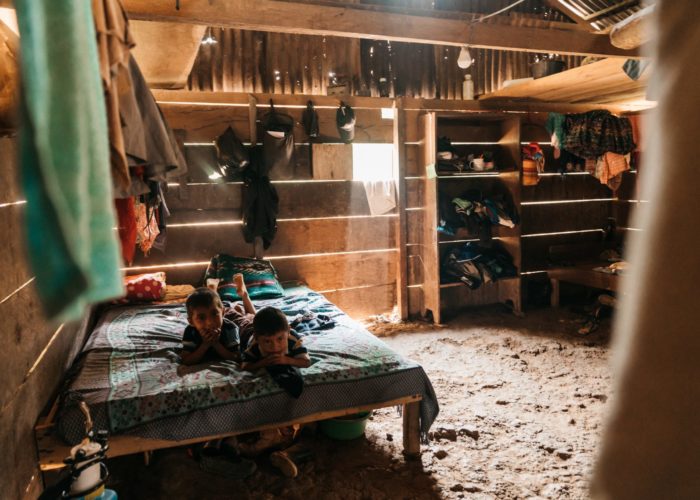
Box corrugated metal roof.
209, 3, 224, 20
554, 0, 643, 30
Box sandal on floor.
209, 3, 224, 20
270, 451, 298, 478
577, 319, 599, 336
199, 453, 257, 479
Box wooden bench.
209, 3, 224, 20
546, 242, 621, 307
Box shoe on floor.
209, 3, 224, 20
270, 451, 298, 478
199, 454, 257, 479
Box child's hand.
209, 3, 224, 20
233, 273, 247, 297
202, 328, 221, 344
265, 353, 290, 366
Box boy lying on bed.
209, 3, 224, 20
181, 274, 311, 391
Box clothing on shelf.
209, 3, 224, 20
545, 112, 566, 155
437, 190, 519, 243
441, 242, 517, 289
15, 0, 125, 321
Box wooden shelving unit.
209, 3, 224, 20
419, 112, 523, 323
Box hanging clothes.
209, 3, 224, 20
115, 197, 137, 265
14, 0, 124, 321
92, 0, 134, 192
363, 180, 397, 216
115, 54, 187, 196
242, 150, 279, 249
563, 110, 636, 159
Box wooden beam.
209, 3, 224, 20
130, 21, 206, 89
610, 5, 654, 50
122, 0, 639, 58
394, 101, 408, 320
152, 89, 638, 114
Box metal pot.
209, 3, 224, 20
531, 60, 566, 79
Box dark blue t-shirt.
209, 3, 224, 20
182, 318, 240, 354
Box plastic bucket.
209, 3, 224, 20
319, 412, 371, 440
522, 159, 540, 186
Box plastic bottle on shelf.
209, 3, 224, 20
462, 74, 474, 100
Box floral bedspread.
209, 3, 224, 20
71, 290, 427, 434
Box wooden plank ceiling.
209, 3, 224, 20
480, 57, 654, 110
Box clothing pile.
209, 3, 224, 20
546, 110, 637, 190
441, 242, 518, 289
438, 189, 519, 242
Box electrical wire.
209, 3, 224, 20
473, 0, 527, 23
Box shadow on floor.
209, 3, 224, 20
106, 431, 441, 500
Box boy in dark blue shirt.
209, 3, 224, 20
181, 287, 240, 365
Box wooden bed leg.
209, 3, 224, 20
550, 278, 560, 308
402, 401, 421, 459
143, 450, 153, 466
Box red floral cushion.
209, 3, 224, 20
123, 272, 166, 302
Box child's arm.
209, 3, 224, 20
241, 356, 277, 372
181, 341, 212, 365
210, 341, 241, 362
264, 353, 311, 368
234, 273, 256, 315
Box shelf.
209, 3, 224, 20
440, 276, 520, 289
436, 170, 518, 178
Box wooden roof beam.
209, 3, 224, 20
122, 0, 640, 59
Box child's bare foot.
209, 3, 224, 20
233, 273, 247, 297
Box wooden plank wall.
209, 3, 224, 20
0, 138, 86, 498
130, 102, 398, 317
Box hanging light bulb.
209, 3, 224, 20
201, 27, 217, 45
457, 45, 473, 69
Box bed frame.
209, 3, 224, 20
35, 395, 423, 472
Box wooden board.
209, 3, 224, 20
0, 203, 32, 296
135, 215, 397, 264
521, 200, 612, 235
521, 230, 604, 272
161, 104, 392, 144
521, 174, 613, 202
312, 143, 354, 180
167, 181, 382, 217
480, 58, 653, 110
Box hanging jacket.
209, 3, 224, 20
242, 151, 279, 249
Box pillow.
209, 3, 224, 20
123, 272, 166, 302
205, 254, 284, 301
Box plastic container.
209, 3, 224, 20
462, 74, 474, 100
531, 60, 566, 79
319, 412, 371, 440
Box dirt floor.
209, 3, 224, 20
105, 305, 613, 499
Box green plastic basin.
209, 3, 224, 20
319, 412, 371, 440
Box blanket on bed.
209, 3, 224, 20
62, 290, 438, 440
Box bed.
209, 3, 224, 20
36, 285, 438, 470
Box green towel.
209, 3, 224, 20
15, 1, 123, 321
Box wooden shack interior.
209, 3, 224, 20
4, 1, 688, 498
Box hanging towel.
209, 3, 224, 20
15, 0, 124, 321
363, 180, 397, 216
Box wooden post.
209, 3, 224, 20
550, 278, 560, 308
394, 99, 409, 319
402, 401, 421, 459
